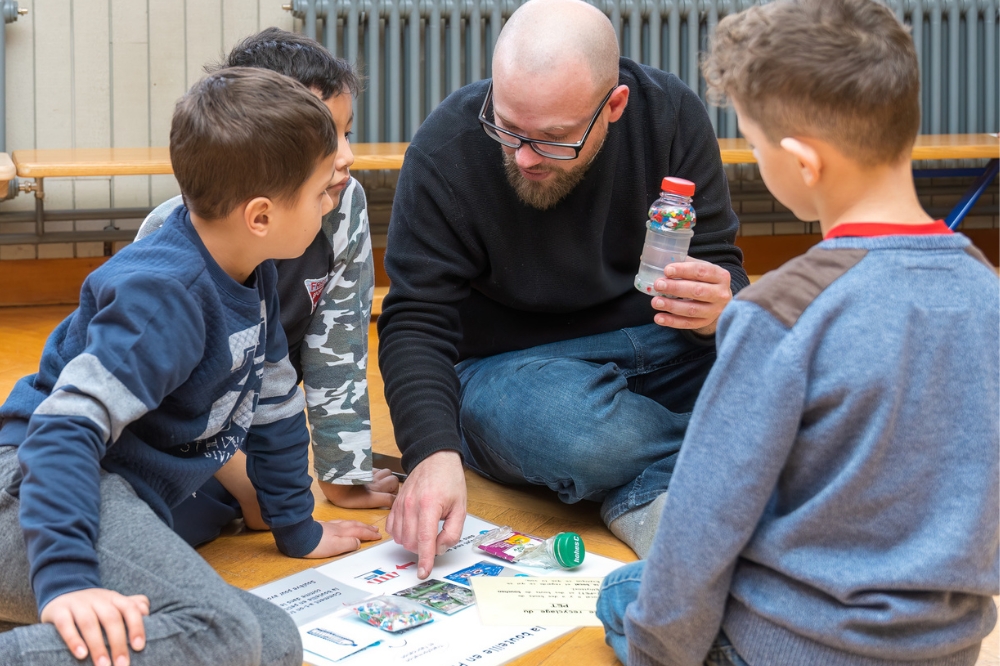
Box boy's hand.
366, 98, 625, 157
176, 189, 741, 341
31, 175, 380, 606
319, 468, 400, 509
213, 450, 268, 531
40, 588, 149, 666
650, 258, 733, 335
303, 520, 383, 558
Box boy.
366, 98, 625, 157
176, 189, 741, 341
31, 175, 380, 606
136, 29, 397, 545
0, 68, 380, 666
596, 1, 999, 664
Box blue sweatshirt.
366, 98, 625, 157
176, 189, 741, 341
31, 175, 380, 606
625, 223, 999, 666
0, 206, 323, 612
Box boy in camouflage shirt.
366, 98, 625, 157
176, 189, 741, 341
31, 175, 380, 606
136, 28, 397, 545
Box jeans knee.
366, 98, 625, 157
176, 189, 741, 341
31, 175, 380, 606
602, 560, 646, 591
597, 561, 646, 635
461, 356, 626, 430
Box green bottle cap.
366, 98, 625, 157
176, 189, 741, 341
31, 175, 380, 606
551, 532, 585, 569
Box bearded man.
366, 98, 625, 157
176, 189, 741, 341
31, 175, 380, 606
378, 0, 747, 575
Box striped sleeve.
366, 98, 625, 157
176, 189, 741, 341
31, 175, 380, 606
19, 275, 206, 612
245, 278, 321, 558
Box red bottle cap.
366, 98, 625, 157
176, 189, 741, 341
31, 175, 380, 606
660, 177, 696, 197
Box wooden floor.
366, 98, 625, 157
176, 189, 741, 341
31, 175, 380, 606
0, 305, 996, 666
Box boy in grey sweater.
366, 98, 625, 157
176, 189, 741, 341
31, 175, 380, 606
595, 1, 999, 664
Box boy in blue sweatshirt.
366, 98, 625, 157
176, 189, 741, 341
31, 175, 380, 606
596, 1, 999, 664
0, 68, 380, 666
136, 31, 399, 550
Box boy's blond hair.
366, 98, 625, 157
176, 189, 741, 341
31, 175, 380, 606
702, 0, 920, 167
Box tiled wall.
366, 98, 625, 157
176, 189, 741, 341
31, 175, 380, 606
0, 0, 298, 261
0, 0, 994, 260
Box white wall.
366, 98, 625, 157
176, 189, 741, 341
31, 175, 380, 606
0, 0, 299, 260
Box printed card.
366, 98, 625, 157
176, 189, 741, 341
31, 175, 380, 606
444, 560, 531, 587
393, 579, 476, 615
471, 577, 605, 627
250, 569, 367, 626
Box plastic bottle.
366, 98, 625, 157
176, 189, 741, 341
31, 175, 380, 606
634, 177, 697, 298
471, 526, 585, 570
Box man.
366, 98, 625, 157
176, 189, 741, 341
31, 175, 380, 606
379, 0, 747, 576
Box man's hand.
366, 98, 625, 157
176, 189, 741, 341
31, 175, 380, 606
41, 588, 149, 666
304, 520, 383, 558
650, 258, 733, 335
319, 468, 400, 509
385, 450, 467, 579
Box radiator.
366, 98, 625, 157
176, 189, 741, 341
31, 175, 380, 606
287, 0, 998, 143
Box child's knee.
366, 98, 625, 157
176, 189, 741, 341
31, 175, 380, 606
166, 594, 265, 665
235, 588, 303, 666
597, 561, 647, 632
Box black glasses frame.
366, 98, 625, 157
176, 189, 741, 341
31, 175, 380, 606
478, 81, 616, 160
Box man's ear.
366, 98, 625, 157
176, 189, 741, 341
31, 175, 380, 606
607, 85, 630, 123
779, 137, 822, 188
243, 197, 273, 239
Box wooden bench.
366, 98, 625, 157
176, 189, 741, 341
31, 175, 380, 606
372, 134, 1000, 317
12, 135, 996, 177
2, 144, 411, 253
0, 153, 14, 190
10, 143, 410, 177
5, 135, 997, 313
721, 133, 999, 275
718, 133, 1000, 163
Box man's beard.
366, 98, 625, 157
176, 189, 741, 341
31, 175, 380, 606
502, 135, 606, 210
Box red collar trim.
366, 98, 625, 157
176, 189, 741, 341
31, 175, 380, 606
824, 220, 952, 240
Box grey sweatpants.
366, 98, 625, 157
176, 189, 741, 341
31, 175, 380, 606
0, 447, 302, 666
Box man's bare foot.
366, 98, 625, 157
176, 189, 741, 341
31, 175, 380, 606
319, 468, 400, 509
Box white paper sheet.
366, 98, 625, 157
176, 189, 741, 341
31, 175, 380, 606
253, 515, 623, 666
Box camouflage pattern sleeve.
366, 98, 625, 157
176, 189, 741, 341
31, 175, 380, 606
300, 178, 375, 485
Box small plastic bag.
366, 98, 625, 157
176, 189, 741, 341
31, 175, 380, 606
471, 526, 545, 563
353, 595, 434, 632
472, 526, 585, 569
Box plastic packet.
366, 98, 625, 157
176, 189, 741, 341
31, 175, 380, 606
471, 526, 585, 569
471, 526, 545, 563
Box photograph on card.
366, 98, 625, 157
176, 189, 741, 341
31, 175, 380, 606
393, 579, 476, 615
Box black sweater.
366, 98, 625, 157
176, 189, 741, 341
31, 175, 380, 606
379, 58, 747, 471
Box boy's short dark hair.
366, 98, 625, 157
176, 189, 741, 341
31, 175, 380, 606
210, 27, 361, 99
170, 67, 337, 220
702, 0, 920, 167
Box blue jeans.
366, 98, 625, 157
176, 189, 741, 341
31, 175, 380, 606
456, 323, 715, 524
597, 561, 749, 666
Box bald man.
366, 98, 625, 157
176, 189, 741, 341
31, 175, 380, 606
378, 0, 748, 574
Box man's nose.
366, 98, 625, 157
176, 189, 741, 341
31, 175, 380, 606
515, 143, 544, 170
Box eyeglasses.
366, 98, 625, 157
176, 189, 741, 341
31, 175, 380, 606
478, 81, 616, 160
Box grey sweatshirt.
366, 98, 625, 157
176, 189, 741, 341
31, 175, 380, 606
626, 225, 999, 666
